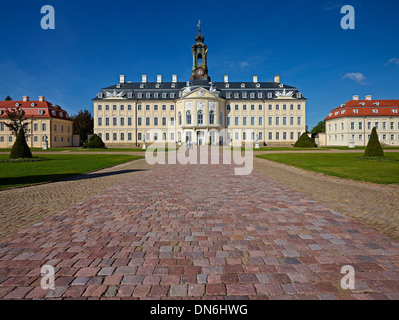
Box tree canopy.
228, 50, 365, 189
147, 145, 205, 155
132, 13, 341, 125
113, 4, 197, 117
72, 109, 94, 146
311, 121, 326, 134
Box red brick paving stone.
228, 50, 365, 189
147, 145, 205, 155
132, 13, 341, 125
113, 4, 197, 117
4, 287, 33, 299
1, 152, 399, 300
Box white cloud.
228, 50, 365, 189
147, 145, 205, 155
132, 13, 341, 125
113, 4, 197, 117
239, 61, 250, 69
385, 58, 399, 67
343, 73, 367, 85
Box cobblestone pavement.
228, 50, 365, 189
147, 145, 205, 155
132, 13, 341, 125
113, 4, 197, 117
1, 151, 399, 300
253, 157, 399, 240
0, 158, 150, 239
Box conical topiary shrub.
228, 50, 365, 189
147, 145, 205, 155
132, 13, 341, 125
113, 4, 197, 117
83, 134, 106, 149
364, 127, 384, 158
294, 132, 317, 148
10, 127, 33, 159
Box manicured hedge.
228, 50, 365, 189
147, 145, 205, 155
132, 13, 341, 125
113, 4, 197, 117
83, 134, 106, 149
10, 128, 32, 159
294, 132, 317, 148
364, 127, 384, 158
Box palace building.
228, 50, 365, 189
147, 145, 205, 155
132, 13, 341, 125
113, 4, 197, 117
92, 26, 307, 147
322, 95, 399, 147
0, 96, 74, 148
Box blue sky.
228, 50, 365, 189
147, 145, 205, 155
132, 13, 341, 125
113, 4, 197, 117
0, 0, 398, 129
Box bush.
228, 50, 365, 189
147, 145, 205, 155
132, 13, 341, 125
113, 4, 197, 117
83, 134, 106, 149
294, 132, 317, 148
364, 127, 384, 158
10, 127, 33, 159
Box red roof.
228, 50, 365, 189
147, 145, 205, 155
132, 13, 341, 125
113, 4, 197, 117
0, 100, 72, 121
325, 99, 399, 121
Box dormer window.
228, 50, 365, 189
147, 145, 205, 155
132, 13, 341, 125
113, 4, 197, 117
341, 110, 346, 115
138, 93, 143, 98
241, 83, 245, 88
59, 112, 63, 117
162, 93, 167, 98
360, 102, 365, 106
335, 112, 339, 116
38, 110, 44, 115
279, 84, 284, 88
329, 113, 333, 117
52, 110, 56, 116
296, 93, 302, 98
116, 84, 120, 88
98, 93, 103, 98
171, 83, 176, 88
256, 83, 260, 88
225, 84, 229, 88
234, 93, 239, 98
373, 109, 378, 114
15, 103, 21, 107
250, 92, 255, 98
31, 103, 36, 107
154, 93, 159, 99
226, 93, 231, 98
353, 109, 358, 114
267, 92, 272, 98
140, 84, 144, 88
374, 102, 380, 106
146, 93, 151, 98
127, 92, 133, 98
156, 84, 160, 88
170, 93, 175, 98
393, 109, 398, 114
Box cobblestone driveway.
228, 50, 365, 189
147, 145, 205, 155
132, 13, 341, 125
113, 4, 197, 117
1, 154, 399, 300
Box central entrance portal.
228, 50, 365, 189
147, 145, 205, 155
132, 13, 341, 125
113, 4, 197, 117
196, 131, 205, 146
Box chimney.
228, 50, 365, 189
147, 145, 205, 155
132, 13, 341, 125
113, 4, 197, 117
274, 75, 280, 83
253, 75, 258, 83
172, 74, 178, 83
365, 95, 372, 101
23, 96, 29, 102
119, 75, 126, 84
157, 75, 163, 83
352, 95, 359, 101
224, 75, 229, 83
142, 75, 147, 83
39, 96, 45, 102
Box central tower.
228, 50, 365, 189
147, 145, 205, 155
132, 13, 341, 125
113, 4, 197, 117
190, 21, 211, 83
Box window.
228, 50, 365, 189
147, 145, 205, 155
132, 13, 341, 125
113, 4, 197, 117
251, 117, 255, 126
120, 105, 124, 111
359, 135, 363, 141
297, 117, 302, 126
351, 122, 355, 130
154, 117, 158, 126
235, 105, 239, 111
276, 105, 280, 111
146, 105, 150, 111
258, 93, 263, 99
162, 132, 167, 141
105, 117, 110, 126
382, 122, 387, 130
128, 105, 132, 111
251, 105, 255, 111
162, 117, 167, 126
120, 133, 125, 141
113, 117, 117, 126
120, 117, 125, 126
98, 105, 102, 111
259, 132, 263, 140
235, 117, 239, 126
171, 105, 175, 111
186, 111, 192, 125
54, 124, 57, 132
106, 133, 110, 141
290, 117, 294, 126
243, 117, 247, 126
34, 123, 38, 131
137, 117, 142, 126
259, 117, 263, 126
391, 134, 395, 141
283, 117, 287, 126
268, 132, 272, 140
391, 122, 394, 130
105, 105, 110, 111
276, 132, 280, 140
243, 105, 247, 111
276, 117, 280, 126
383, 134, 387, 140
154, 133, 158, 141
154, 105, 158, 111
113, 105, 117, 111
8, 136, 13, 143
98, 117, 102, 126
283, 104, 287, 110
113, 133, 117, 141
259, 105, 263, 111
128, 117, 132, 126
367, 122, 372, 130
138, 133, 142, 141
290, 132, 294, 140
209, 110, 215, 125
0, 123, 4, 131
243, 132, 247, 141
33, 136, 38, 142
359, 122, 363, 130
235, 132, 239, 141
162, 105, 166, 111
128, 133, 132, 141
178, 112, 182, 125
297, 104, 302, 110
268, 117, 273, 126
268, 105, 272, 111
197, 111, 203, 126
341, 123, 344, 130
146, 117, 150, 126
138, 105, 142, 111
283, 132, 287, 140
226, 116, 231, 126
290, 104, 294, 111
171, 132, 175, 141
375, 122, 379, 129
226, 105, 231, 111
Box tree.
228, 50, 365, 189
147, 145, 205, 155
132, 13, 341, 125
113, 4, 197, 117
364, 127, 384, 158
294, 132, 317, 148
5, 96, 12, 101
311, 121, 326, 134
72, 109, 94, 146
0, 107, 28, 136
83, 134, 106, 149
10, 126, 32, 159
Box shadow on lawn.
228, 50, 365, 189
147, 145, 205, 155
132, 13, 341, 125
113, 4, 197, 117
0, 169, 148, 189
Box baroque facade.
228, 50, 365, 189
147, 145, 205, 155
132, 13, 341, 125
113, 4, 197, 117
323, 95, 399, 147
0, 96, 73, 148
93, 27, 307, 147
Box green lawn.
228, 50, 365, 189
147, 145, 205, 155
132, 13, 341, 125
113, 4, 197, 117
0, 154, 144, 190
257, 152, 399, 185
